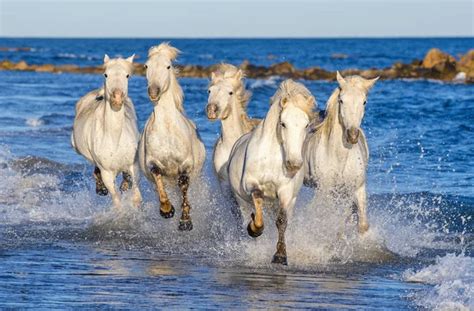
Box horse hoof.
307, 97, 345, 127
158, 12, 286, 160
159, 204, 175, 219
272, 253, 288, 265
247, 222, 264, 238
178, 219, 193, 231
96, 187, 108, 196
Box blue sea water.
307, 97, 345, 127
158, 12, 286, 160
0, 38, 473, 309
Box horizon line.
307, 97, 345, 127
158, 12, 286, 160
1, 35, 473, 40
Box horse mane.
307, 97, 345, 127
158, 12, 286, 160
210, 63, 256, 130
271, 79, 316, 119
148, 42, 180, 60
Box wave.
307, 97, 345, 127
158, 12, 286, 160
403, 253, 473, 310
249, 76, 279, 90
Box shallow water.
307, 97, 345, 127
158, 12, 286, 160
0, 38, 473, 309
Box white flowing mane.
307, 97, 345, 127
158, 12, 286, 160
147, 42, 184, 113
271, 79, 316, 118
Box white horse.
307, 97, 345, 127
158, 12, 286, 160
71, 54, 142, 209
304, 71, 378, 234
206, 63, 259, 183
227, 79, 317, 265
139, 43, 205, 231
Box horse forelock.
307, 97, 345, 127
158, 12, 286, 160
148, 42, 180, 60
273, 80, 316, 119
103, 58, 133, 72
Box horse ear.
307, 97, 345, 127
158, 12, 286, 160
234, 69, 244, 80
336, 71, 346, 87
280, 97, 289, 108
103, 54, 110, 64
211, 72, 217, 81
126, 54, 135, 63
363, 76, 379, 90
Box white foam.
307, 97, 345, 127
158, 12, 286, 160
403, 253, 474, 310
26, 117, 44, 127
249, 76, 279, 90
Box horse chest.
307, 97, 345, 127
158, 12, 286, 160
314, 147, 365, 187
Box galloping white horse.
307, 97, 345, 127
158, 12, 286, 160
72, 54, 142, 209
227, 80, 316, 265
139, 43, 205, 231
206, 64, 259, 183
304, 71, 378, 234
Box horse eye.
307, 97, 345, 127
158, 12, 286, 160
144, 64, 148, 69
338, 99, 343, 104
126, 74, 130, 78
281, 122, 286, 128
208, 90, 211, 94
363, 101, 367, 105
229, 91, 233, 95
104, 73, 108, 78
305, 123, 309, 129
167, 65, 171, 70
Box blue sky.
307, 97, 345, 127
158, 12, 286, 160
0, 0, 472, 37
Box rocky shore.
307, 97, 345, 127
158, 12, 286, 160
1, 48, 473, 83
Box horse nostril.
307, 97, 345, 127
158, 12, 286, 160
347, 128, 360, 144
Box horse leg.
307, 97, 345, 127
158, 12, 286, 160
177, 173, 192, 231
355, 184, 369, 234
120, 172, 132, 192
151, 166, 175, 218
272, 207, 288, 265
93, 167, 108, 196
100, 170, 121, 209
129, 164, 142, 208
247, 189, 264, 238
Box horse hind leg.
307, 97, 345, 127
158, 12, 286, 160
177, 173, 193, 231
94, 167, 108, 196
247, 189, 264, 238
119, 172, 132, 193
151, 166, 175, 219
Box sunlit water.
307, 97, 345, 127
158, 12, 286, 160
0, 38, 473, 309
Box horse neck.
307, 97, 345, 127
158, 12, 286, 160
101, 94, 125, 143
153, 74, 184, 119
259, 102, 281, 144
319, 90, 348, 156
221, 99, 247, 144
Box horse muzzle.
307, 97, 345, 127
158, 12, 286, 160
110, 89, 124, 111
206, 103, 218, 120
347, 128, 360, 144
285, 160, 302, 177
148, 86, 161, 102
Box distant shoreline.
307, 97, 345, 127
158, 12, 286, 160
1, 48, 472, 83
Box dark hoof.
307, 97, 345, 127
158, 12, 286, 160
247, 222, 264, 238
159, 203, 175, 219
96, 187, 108, 196
272, 253, 288, 265
178, 219, 193, 231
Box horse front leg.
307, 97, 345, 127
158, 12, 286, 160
177, 173, 193, 231
128, 164, 142, 208
272, 207, 288, 265
100, 169, 121, 209
151, 166, 175, 218
355, 183, 369, 234
247, 189, 264, 237
93, 167, 108, 196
